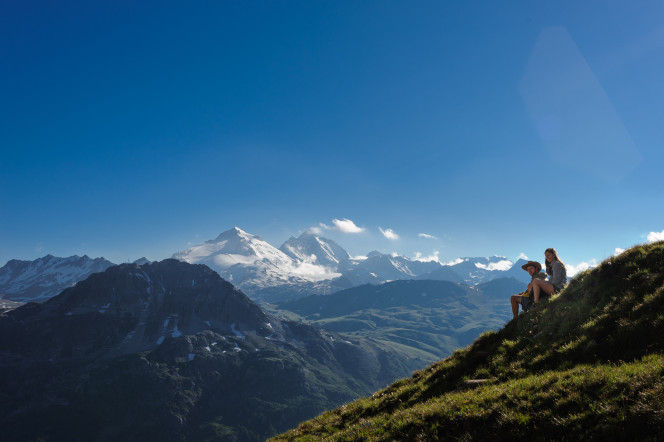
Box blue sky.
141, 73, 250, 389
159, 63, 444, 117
2, 1, 663, 274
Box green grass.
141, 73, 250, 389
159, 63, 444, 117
272, 241, 664, 441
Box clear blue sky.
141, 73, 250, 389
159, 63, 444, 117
2, 1, 663, 274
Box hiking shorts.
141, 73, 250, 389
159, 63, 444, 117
520, 295, 534, 310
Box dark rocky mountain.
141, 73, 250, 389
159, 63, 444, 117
0, 254, 115, 302
0, 260, 420, 441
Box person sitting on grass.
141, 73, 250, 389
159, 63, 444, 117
531, 247, 567, 304
511, 260, 547, 318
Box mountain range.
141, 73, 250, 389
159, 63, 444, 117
171, 227, 531, 302
0, 259, 421, 441
0, 254, 115, 302
1, 227, 533, 304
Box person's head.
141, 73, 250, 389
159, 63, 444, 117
544, 248, 565, 271
521, 260, 542, 275
544, 248, 559, 263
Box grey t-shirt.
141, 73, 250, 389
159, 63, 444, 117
548, 261, 567, 290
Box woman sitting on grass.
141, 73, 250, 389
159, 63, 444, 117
531, 248, 567, 304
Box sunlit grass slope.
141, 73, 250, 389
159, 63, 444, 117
272, 241, 664, 441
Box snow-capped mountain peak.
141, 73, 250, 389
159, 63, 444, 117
0, 255, 115, 301
172, 228, 341, 295
279, 232, 349, 267
174, 227, 293, 269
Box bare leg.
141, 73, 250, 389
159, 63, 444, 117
532, 279, 554, 303
532, 281, 540, 302
510, 295, 521, 318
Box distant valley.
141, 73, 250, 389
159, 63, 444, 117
271, 278, 522, 362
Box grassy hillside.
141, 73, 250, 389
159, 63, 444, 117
272, 241, 664, 441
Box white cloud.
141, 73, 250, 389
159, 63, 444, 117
320, 218, 365, 234
380, 227, 400, 240
291, 260, 341, 280
306, 226, 323, 235
413, 251, 440, 262
647, 229, 664, 243
567, 259, 598, 277
418, 233, 438, 240
443, 258, 465, 266
475, 260, 513, 271
518, 252, 528, 260
614, 248, 626, 256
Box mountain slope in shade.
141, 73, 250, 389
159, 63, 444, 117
415, 264, 465, 283
0, 259, 420, 441
1, 259, 269, 360
0, 254, 115, 302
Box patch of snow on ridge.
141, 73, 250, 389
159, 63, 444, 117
213, 253, 258, 267
172, 326, 182, 338
231, 323, 246, 340
316, 238, 339, 263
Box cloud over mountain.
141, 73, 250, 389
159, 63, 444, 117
380, 227, 399, 240
320, 218, 365, 234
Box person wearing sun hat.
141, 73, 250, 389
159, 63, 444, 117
510, 260, 547, 318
